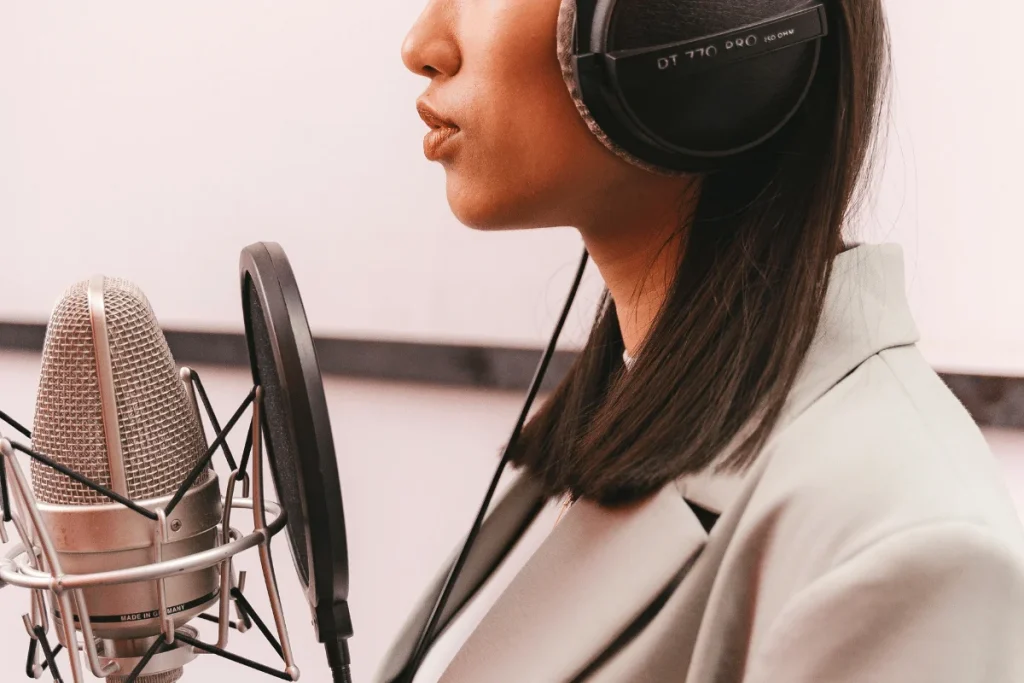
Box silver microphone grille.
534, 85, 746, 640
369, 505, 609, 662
31, 277, 209, 505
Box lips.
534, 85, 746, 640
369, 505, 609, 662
417, 100, 461, 161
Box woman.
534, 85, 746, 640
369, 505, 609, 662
380, 0, 1024, 681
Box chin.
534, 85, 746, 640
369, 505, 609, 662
450, 205, 520, 231
447, 186, 517, 231
445, 176, 555, 232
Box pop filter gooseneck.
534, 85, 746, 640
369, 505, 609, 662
240, 242, 353, 683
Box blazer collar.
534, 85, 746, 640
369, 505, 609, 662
379, 243, 920, 682
783, 242, 919, 423
678, 242, 920, 515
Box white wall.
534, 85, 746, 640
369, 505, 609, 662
862, 1, 1024, 376
2, 1, 1024, 675
1, 1, 1023, 370
0, 1, 604, 350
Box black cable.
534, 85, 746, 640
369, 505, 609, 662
123, 636, 167, 683
2, 376, 253, 523
230, 587, 283, 659
174, 632, 291, 680
121, 629, 292, 682
32, 626, 64, 682
197, 612, 240, 630
235, 416, 254, 482
46, 643, 64, 669
0, 410, 29, 521
401, 248, 589, 679
24, 636, 37, 678
191, 371, 238, 471
10, 441, 158, 521
0, 408, 31, 439
166, 386, 255, 516
23, 638, 59, 678
0, 451, 11, 522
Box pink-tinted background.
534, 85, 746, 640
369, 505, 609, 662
0, 0, 1021, 680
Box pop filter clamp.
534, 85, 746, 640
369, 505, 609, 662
0, 371, 302, 683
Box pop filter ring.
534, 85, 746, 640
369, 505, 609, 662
239, 242, 353, 681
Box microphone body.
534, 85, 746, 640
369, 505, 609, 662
36, 475, 222, 639
29, 276, 220, 682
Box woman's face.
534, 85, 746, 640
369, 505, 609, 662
402, 0, 679, 231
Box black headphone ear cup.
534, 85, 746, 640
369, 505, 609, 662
564, 0, 826, 173
617, 41, 820, 156
556, 0, 682, 175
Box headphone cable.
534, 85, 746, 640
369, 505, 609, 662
400, 247, 590, 681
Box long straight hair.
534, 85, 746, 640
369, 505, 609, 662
511, 1, 891, 506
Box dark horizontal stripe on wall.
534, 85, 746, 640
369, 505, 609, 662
0, 322, 577, 394
2, 321, 1022, 429
940, 374, 1024, 432
0, 323, 47, 352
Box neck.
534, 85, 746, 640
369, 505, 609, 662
577, 178, 699, 356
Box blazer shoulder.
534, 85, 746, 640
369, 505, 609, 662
745, 519, 1024, 683
753, 344, 1024, 562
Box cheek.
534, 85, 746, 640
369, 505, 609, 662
446, 115, 603, 230
445, 16, 620, 228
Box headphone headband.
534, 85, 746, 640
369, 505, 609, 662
582, 5, 828, 83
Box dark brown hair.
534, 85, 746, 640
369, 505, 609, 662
511, 1, 891, 506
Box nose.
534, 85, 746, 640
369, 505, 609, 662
401, 0, 461, 79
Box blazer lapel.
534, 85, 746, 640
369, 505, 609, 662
376, 473, 549, 683
438, 483, 709, 683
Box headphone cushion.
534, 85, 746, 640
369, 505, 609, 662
556, 0, 685, 176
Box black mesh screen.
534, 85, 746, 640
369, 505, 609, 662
247, 285, 311, 586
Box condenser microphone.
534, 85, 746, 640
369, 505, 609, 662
29, 276, 221, 683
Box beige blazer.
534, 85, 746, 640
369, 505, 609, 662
377, 244, 1024, 682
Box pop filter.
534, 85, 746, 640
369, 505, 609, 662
240, 242, 353, 682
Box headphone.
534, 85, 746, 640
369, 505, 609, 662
558, 0, 830, 173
